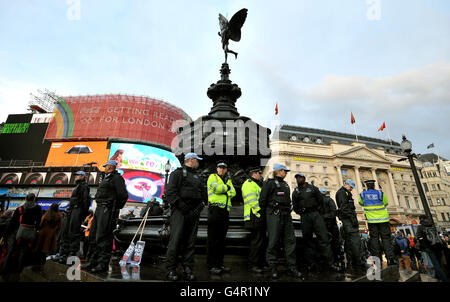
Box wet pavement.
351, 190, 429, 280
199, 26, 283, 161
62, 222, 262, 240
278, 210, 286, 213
95, 253, 359, 282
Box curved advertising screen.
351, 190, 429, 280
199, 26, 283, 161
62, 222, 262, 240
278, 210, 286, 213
109, 143, 181, 203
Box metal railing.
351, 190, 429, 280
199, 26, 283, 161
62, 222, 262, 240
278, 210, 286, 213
0, 160, 44, 167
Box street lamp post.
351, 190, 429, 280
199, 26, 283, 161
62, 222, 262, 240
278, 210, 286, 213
163, 160, 171, 209
399, 134, 435, 226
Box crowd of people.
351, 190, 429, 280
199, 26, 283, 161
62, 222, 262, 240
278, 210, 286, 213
1, 154, 449, 283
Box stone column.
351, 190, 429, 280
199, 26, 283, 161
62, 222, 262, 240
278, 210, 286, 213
354, 166, 363, 195
336, 165, 343, 187
387, 170, 400, 207
371, 168, 380, 190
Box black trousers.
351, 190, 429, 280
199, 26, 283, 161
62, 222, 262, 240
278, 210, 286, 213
324, 217, 344, 264
165, 208, 200, 271
367, 222, 395, 262
87, 205, 116, 267
244, 211, 266, 268
266, 211, 296, 269
207, 206, 229, 269
67, 208, 84, 255
341, 218, 363, 266
301, 211, 333, 267
59, 215, 70, 256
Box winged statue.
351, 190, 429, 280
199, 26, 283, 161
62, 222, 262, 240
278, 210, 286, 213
218, 8, 248, 63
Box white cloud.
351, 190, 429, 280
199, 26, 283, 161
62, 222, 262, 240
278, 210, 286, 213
0, 78, 39, 122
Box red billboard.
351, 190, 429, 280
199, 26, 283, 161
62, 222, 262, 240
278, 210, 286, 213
44, 95, 191, 148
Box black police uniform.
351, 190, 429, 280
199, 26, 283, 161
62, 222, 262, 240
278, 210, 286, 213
85, 170, 128, 272
292, 183, 333, 269
320, 194, 344, 266
260, 177, 297, 274
165, 166, 206, 278
335, 186, 364, 267
59, 179, 90, 260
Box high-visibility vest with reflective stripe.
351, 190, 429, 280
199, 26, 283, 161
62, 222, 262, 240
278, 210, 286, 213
207, 173, 236, 211
358, 189, 389, 223
242, 179, 261, 221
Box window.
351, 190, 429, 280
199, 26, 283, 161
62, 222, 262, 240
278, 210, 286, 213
447, 213, 450, 221
429, 199, 433, 206
432, 184, 436, 191
437, 199, 441, 205
341, 169, 347, 176
437, 184, 441, 190
442, 198, 446, 206
424, 183, 429, 192
433, 172, 437, 177
405, 196, 410, 209
415, 197, 420, 209
441, 213, 446, 221
324, 180, 329, 187
296, 164, 300, 171
323, 166, 327, 173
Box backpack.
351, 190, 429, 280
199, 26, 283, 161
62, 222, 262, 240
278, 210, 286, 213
424, 226, 441, 246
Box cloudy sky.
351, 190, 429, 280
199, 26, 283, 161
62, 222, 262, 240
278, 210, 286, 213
1, 0, 449, 158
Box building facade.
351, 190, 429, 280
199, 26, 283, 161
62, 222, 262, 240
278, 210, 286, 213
419, 155, 450, 232
263, 125, 438, 231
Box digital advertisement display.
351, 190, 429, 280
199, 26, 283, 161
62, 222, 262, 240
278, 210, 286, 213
45, 141, 109, 168
121, 169, 165, 203
109, 143, 181, 203
109, 143, 181, 175
44, 95, 191, 148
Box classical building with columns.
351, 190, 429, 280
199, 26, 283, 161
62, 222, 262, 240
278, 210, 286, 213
263, 125, 438, 231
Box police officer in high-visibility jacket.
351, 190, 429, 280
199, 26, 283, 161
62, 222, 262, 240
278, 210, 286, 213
207, 161, 236, 275
358, 180, 397, 265
242, 167, 265, 273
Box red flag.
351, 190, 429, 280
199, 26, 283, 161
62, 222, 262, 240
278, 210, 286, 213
351, 112, 355, 124
378, 122, 386, 131
275, 103, 278, 115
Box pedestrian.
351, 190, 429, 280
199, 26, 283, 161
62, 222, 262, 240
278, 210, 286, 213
58, 171, 91, 264
292, 174, 334, 273
33, 203, 63, 264
81, 210, 94, 258
5, 193, 42, 275
260, 164, 302, 279
207, 160, 236, 275
164, 153, 206, 281
121, 208, 135, 220
358, 180, 397, 266
242, 166, 266, 273
336, 179, 366, 271
394, 232, 412, 270
407, 234, 420, 270
319, 189, 345, 270
0, 210, 13, 270
141, 197, 164, 217
416, 215, 448, 282
81, 160, 128, 273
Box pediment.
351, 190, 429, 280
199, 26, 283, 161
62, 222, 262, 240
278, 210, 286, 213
335, 146, 391, 163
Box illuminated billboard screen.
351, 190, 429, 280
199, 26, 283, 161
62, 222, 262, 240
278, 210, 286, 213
109, 143, 181, 203
44, 95, 191, 148
45, 141, 109, 168
109, 143, 181, 175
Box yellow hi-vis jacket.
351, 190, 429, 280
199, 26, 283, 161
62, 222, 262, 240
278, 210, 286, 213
358, 189, 390, 223
207, 173, 236, 211
242, 178, 261, 221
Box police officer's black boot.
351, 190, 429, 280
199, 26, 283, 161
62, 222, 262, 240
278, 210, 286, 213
271, 267, 279, 279
183, 267, 196, 281
167, 270, 179, 281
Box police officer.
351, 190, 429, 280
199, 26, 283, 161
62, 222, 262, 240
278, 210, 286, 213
260, 164, 302, 279
335, 179, 366, 270
58, 170, 90, 263
292, 173, 334, 272
207, 161, 236, 275
242, 166, 265, 273
165, 153, 206, 281
319, 188, 345, 270
81, 160, 128, 273
358, 180, 397, 265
